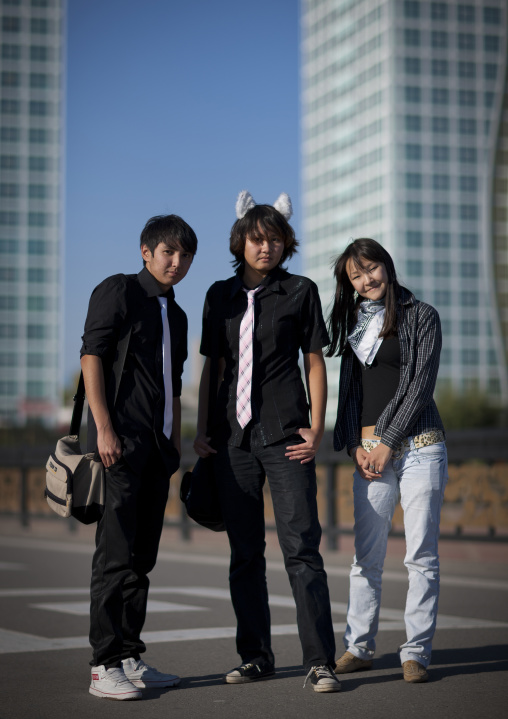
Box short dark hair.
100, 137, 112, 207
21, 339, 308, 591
229, 204, 298, 269
140, 214, 198, 257
326, 238, 402, 358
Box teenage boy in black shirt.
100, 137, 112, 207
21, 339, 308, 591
194, 192, 340, 693
81, 214, 196, 700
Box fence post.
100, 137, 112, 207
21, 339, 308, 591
325, 462, 338, 551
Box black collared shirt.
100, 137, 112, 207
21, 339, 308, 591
200, 267, 330, 447
80, 267, 187, 473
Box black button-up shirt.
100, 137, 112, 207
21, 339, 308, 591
80, 267, 187, 474
200, 267, 329, 447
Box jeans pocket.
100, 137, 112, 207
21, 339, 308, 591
414, 441, 446, 459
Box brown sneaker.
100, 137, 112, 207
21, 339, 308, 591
403, 660, 429, 683
335, 651, 373, 674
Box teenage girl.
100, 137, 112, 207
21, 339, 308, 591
327, 238, 447, 684
194, 191, 340, 693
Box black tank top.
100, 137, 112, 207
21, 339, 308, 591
360, 335, 401, 427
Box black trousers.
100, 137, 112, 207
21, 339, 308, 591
214, 432, 336, 671
89, 450, 176, 668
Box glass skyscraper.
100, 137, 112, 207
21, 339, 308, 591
301, 0, 508, 425
0, 0, 64, 426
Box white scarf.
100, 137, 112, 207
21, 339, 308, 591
348, 299, 385, 367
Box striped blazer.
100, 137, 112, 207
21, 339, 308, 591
333, 288, 445, 453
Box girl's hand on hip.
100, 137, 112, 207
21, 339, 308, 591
285, 427, 322, 464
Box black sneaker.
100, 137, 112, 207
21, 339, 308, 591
225, 661, 275, 684
303, 665, 341, 693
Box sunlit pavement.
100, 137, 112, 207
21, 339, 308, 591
1, 518, 507, 719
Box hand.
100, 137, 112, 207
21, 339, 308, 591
97, 424, 122, 468
285, 427, 322, 464
193, 432, 217, 459
360, 443, 393, 479
352, 447, 379, 481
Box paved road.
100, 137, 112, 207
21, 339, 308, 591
0, 526, 507, 719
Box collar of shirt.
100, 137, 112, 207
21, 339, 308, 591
228, 265, 285, 300
138, 266, 176, 301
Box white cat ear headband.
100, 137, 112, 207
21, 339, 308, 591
235, 190, 293, 221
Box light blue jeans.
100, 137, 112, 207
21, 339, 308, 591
344, 440, 448, 667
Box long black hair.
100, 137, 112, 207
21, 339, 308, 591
326, 238, 403, 357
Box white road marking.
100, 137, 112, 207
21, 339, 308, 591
30, 599, 207, 615
1, 535, 507, 591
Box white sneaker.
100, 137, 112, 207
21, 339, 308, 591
89, 665, 142, 700
122, 657, 180, 688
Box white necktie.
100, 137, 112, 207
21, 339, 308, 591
157, 297, 173, 439
236, 286, 262, 429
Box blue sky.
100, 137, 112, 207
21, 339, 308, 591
65, 0, 302, 384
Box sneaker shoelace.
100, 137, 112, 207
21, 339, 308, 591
302, 665, 334, 688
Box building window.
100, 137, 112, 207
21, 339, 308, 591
0, 183, 19, 198
457, 5, 475, 23
404, 1, 420, 18
432, 88, 449, 105
461, 319, 478, 336
27, 296, 47, 310
1, 44, 21, 60
27, 353, 44, 367
407, 260, 422, 276
433, 232, 450, 247
0, 296, 18, 310
405, 143, 421, 160
0, 211, 19, 227
26, 381, 47, 398
461, 349, 479, 365
460, 205, 478, 220
461, 262, 478, 278
459, 118, 476, 134
405, 29, 420, 46
29, 156, 52, 171
0, 240, 17, 253
458, 33, 475, 50
2, 16, 21, 32
432, 174, 449, 190
1, 71, 20, 87
484, 63, 497, 80
0, 353, 17, 367
27, 268, 46, 282
432, 116, 449, 133
431, 59, 448, 76
407, 230, 422, 247
30, 73, 50, 89
484, 92, 494, 108
0, 381, 17, 395
459, 147, 477, 163
28, 211, 50, 227
406, 202, 422, 218
0, 324, 18, 338
432, 146, 449, 162
0, 127, 20, 142
460, 233, 478, 248
458, 61, 475, 78
405, 115, 421, 132
461, 290, 478, 306
483, 7, 501, 24
30, 45, 50, 62
27, 325, 46, 340
431, 2, 447, 20
459, 90, 476, 106
29, 129, 50, 143
431, 31, 448, 48
29, 100, 49, 116
433, 203, 450, 219
405, 57, 421, 74
484, 35, 500, 53
406, 172, 422, 189
1, 99, 20, 115
434, 290, 450, 305
30, 18, 49, 34
434, 261, 450, 276
460, 176, 477, 192
32, 0, 51, 6
28, 184, 47, 199
405, 86, 421, 103
27, 239, 46, 254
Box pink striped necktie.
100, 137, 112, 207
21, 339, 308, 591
236, 286, 262, 429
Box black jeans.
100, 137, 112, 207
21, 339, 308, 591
214, 431, 336, 671
89, 449, 176, 668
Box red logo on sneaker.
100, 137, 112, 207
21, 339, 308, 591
92, 673, 99, 680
